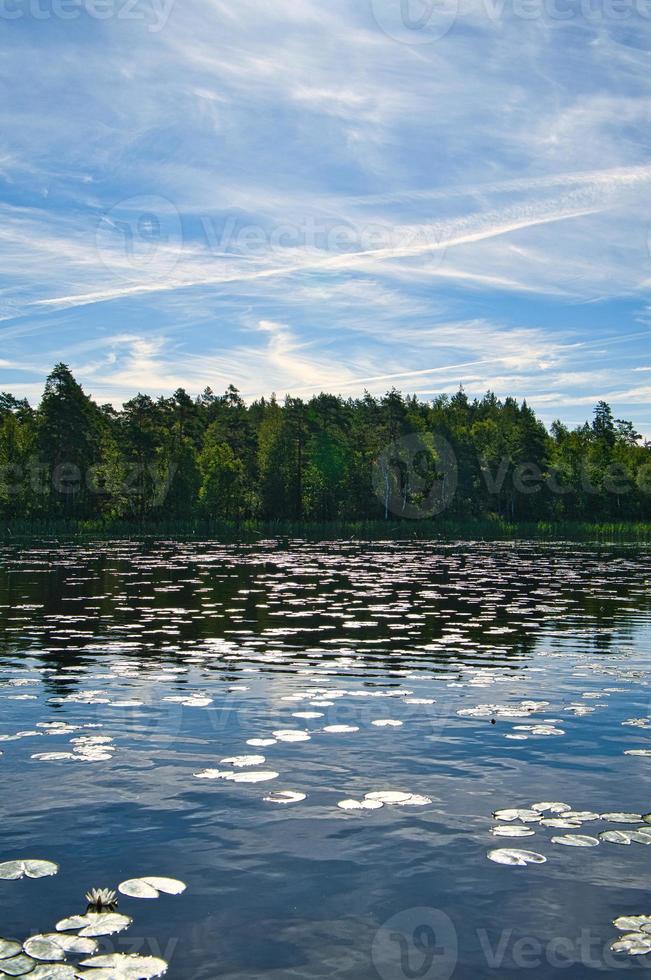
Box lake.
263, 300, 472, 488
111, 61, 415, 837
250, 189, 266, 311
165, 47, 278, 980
1, 540, 651, 980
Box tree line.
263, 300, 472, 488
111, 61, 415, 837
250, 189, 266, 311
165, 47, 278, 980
1, 363, 650, 524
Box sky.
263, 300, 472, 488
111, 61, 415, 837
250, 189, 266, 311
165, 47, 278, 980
1, 0, 651, 435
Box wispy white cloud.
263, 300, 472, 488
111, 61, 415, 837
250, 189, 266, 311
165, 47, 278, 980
1, 0, 651, 427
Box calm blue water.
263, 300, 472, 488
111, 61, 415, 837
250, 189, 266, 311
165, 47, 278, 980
1, 540, 651, 980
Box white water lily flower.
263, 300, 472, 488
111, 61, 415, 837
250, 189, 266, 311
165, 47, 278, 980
0, 860, 58, 880
322, 725, 359, 733
487, 848, 547, 866
79, 953, 168, 978
371, 720, 403, 727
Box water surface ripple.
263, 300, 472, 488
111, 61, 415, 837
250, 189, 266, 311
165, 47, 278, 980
1, 541, 650, 979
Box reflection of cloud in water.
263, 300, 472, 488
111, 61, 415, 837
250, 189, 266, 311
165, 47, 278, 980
0, 541, 651, 978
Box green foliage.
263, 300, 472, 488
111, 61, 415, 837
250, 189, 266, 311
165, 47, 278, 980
1, 365, 650, 529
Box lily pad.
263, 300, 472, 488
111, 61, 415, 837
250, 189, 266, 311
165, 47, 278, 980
393, 794, 432, 806
599, 831, 632, 845
78, 953, 167, 978
56, 913, 132, 938
487, 848, 547, 866
601, 813, 642, 823
0, 954, 36, 976
27, 968, 78, 980
491, 826, 535, 838
27, 968, 77, 980
272, 731, 310, 743
117, 880, 159, 900
630, 828, 651, 844
540, 818, 582, 829
365, 791, 412, 805
193, 769, 228, 780
0, 861, 58, 881
611, 933, 651, 955
492, 809, 541, 823
0, 942, 22, 961
263, 791, 306, 804
531, 802, 571, 814
21, 939, 65, 963
337, 799, 383, 811
614, 916, 651, 931
551, 835, 600, 847
562, 811, 600, 822
139, 877, 186, 896
219, 756, 265, 768
225, 771, 279, 783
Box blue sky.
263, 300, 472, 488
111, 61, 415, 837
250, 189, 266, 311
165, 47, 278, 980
1, 0, 651, 435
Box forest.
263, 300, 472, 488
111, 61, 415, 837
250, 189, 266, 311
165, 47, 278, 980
0, 363, 650, 528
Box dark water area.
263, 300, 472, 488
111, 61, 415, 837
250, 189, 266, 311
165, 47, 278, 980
1, 540, 651, 980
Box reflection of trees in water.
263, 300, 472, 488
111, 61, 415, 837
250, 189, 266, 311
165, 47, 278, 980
0, 542, 649, 698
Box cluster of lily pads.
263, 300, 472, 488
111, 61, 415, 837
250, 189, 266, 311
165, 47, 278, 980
610, 915, 651, 956
0, 859, 186, 979
1, 541, 650, 978
189, 682, 438, 810
337, 790, 431, 810
32, 735, 117, 765
487, 801, 651, 868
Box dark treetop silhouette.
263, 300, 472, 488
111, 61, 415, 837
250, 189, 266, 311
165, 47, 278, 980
1, 363, 650, 525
